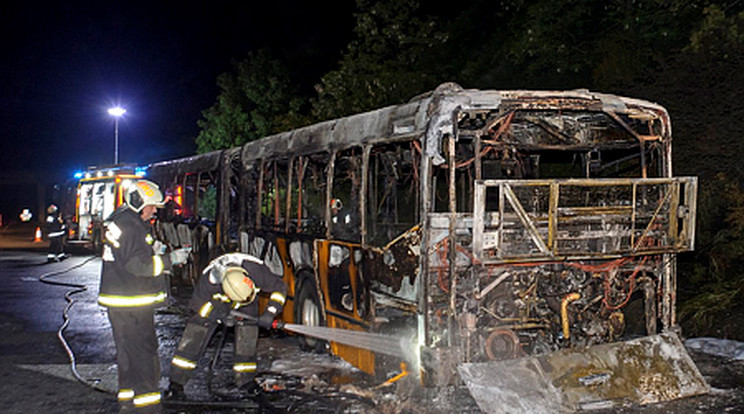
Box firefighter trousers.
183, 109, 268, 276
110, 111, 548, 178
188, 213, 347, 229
108, 306, 162, 413
170, 302, 259, 388
47, 235, 65, 261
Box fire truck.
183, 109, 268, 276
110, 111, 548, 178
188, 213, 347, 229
65, 165, 146, 251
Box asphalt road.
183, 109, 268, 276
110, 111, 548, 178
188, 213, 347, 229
1, 221, 743, 413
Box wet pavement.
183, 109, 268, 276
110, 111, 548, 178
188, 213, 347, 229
1, 222, 743, 413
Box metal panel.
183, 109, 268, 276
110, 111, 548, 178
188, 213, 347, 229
472, 177, 698, 263
459, 333, 709, 414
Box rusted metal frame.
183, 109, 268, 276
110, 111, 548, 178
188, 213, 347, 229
419, 143, 432, 348
684, 178, 698, 249
370, 151, 379, 242
467, 151, 475, 212
484, 249, 675, 265
668, 181, 680, 247
498, 180, 505, 259
484, 110, 515, 140
597, 147, 652, 174
526, 116, 577, 144
475, 177, 695, 262
361, 145, 371, 246
311, 238, 330, 325
412, 142, 421, 224
640, 139, 647, 178
414, 134, 436, 346
474, 133, 483, 183
631, 181, 638, 247
194, 171, 202, 224
632, 186, 672, 252
502, 184, 550, 255
448, 134, 457, 347
325, 150, 337, 240
238, 168, 249, 232
273, 162, 280, 227
285, 157, 294, 234
488, 322, 552, 331
642, 276, 657, 335
472, 181, 486, 260
604, 111, 649, 178
558, 205, 633, 216
660, 253, 675, 331
295, 156, 307, 233
548, 182, 559, 253
218, 152, 231, 245
255, 160, 265, 230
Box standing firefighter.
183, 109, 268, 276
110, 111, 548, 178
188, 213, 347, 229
168, 252, 287, 397
99, 179, 190, 413
46, 204, 66, 262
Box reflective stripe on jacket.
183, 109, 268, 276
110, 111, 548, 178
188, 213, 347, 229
98, 206, 172, 308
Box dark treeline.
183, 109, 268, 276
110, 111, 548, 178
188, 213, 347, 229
195, 0, 744, 339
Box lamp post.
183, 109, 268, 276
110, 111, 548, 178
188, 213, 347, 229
108, 106, 126, 165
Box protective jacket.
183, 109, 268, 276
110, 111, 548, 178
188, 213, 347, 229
46, 212, 65, 237
99, 205, 175, 412
189, 254, 286, 317
170, 253, 287, 388
46, 210, 66, 261
99, 206, 173, 308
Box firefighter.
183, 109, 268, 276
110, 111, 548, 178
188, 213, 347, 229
168, 252, 287, 397
45, 204, 66, 262
99, 179, 191, 413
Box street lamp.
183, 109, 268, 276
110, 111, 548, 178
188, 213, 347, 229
108, 106, 126, 165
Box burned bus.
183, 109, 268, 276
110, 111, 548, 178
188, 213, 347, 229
147, 83, 706, 410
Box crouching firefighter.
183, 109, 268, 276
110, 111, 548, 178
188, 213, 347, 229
168, 252, 287, 397
98, 179, 191, 413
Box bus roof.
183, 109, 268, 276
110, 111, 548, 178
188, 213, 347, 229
146, 83, 671, 171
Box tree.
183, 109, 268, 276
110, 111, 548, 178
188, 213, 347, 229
195, 50, 298, 153
638, 5, 744, 338
312, 0, 448, 121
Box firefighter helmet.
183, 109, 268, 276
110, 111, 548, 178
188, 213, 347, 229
222, 266, 258, 303
126, 179, 165, 213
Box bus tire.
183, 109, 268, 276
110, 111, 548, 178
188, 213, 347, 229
295, 277, 327, 353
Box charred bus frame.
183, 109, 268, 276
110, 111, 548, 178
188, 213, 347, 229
146, 83, 697, 386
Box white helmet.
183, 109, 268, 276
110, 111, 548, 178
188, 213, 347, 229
126, 179, 165, 213
222, 266, 258, 303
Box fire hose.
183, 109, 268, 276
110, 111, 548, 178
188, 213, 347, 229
37, 255, 110, 393
229, 309, 416, 362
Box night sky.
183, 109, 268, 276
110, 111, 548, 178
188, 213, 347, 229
0, 1, 354, 181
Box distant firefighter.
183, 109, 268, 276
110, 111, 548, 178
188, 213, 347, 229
45, 204, 66, 262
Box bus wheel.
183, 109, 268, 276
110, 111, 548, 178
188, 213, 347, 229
295, 278, 327, 353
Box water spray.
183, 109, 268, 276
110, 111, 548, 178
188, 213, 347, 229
230, 310, 419, 364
